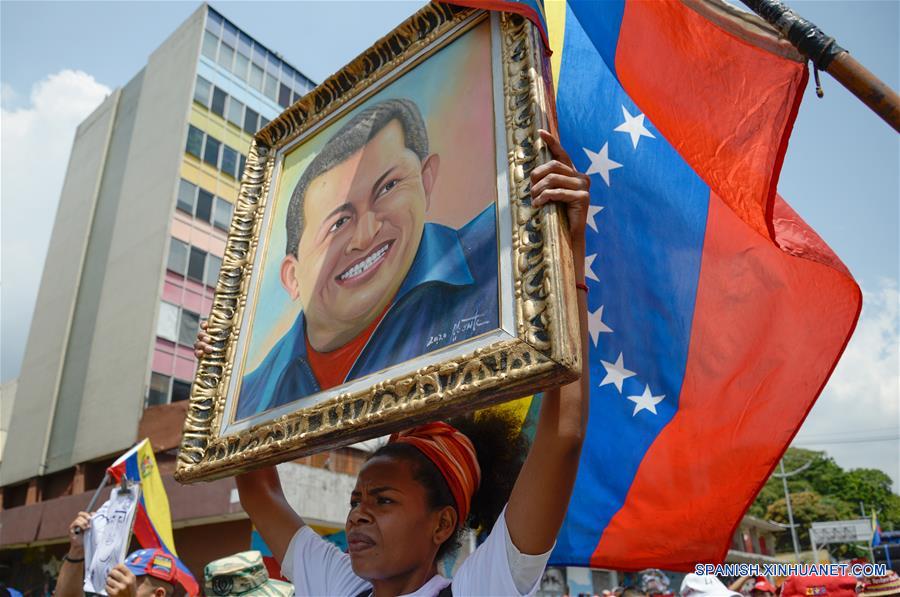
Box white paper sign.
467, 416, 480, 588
83, 483, 141, 595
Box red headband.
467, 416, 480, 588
389, 422, 481, 527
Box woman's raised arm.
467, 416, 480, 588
235, 467, 305, 564
504, 129, 592, 555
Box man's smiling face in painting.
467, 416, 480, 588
280, 101, 439, 352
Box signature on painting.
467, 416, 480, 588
426, 310, 492, 349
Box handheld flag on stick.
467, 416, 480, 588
108, 439, 200, 594
872, 511, 882, 547
449, 0, 861, 570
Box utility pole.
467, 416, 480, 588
774, 457, 812, 561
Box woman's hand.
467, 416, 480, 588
193, 320, 214, 359
530, 128, 591, 268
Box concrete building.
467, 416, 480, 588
0, 4, 367, 591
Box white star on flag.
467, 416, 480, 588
627, 384, 665, 416
587, 205, 604, 232
614, 105, 655, 149
585, 254, 599, 282
587, 305, 613, 345
583, 143, 622, 186
599, 352, 635, 393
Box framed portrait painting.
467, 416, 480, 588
176, 4, 581, 483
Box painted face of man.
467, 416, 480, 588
281, 119, 439, 351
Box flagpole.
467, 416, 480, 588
739, 0, 900, 133
72, 473, 110, 536
84, 473, 110, 514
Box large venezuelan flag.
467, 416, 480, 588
447, 0, 861, 569
108, 439, 199, 594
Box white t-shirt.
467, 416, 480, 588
282, 506, 552, 597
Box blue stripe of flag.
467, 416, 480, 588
550, 3, 709, 563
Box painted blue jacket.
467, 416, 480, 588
235, 204, 498, 420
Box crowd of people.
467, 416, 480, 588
34, 508, 291, 597
11, 507, 895, 597
558, 570, 899, 597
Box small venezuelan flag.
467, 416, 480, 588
108, 439, 199, 595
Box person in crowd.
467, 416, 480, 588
750, 577, 776, 597
640, 569, 673, 597
727, 576, 753, 595
621, 586, 649, 597
203, 551, 294, 596
779, 575, 857, 597
859, 571, 900, 597
196, 128, 592, 597
55, 512, 195, 597
727, 575, 775, 597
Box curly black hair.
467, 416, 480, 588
368, 407, 530, 562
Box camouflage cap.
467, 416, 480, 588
204, 551, 294, 596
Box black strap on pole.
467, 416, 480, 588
741, 0, 900, 132
741, 0, 844, 69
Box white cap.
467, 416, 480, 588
681, 574, 742, 597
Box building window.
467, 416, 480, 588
171, 379, 192, 403
278, 83, 292, 108
227, 98, 243, 128
251, 42, 265, 67
221, 145, 238, 179
239, 154, 247, 180
234, 52, 250, 81
263, 73, 278, 101
178, 309, 200, 346
243, 107, 259, 135
213, 198, 233, 231
167, 238, 188, 275
211, 86, 227, 118
217, 43, 235, 71
147, 373, 193, 406
202, 31, 219, 61
188, 247, 207, 282
148, 373, 170, 407
249, 64, 264, 91
157, 301, 179, 342
195, 188, 213, 223
177, 179, 196, 214
259, 116, 270, 130
206, 254, 222, 287
222, 20, 238, 47
266, 50, 279, 72
193, 76, 211, 107
206, 8, 223, 33
185, 125, 204, 158
203, 136, 220, 168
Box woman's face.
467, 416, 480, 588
345, 455, 454, 581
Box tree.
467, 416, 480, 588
765, 491, 851, 552
750, 447, 900, 553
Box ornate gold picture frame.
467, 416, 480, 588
176, 4, 581, 483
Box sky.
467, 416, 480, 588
1, 1, 897, 490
